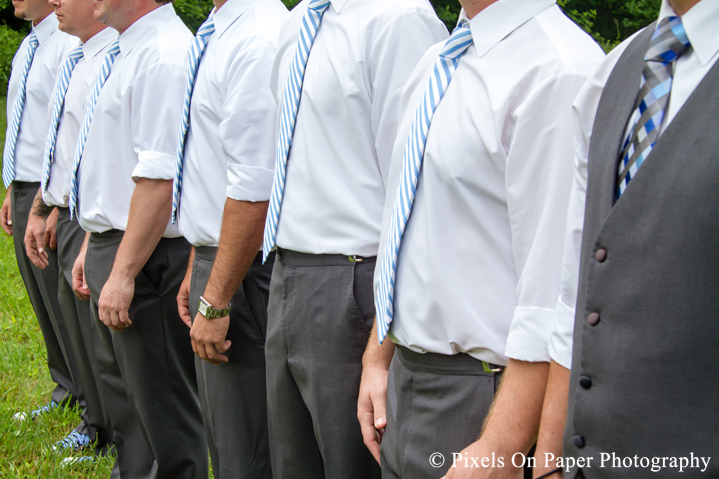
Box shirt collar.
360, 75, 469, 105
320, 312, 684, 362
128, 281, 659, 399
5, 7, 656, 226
329, 0, 348, 14
119, 3, 176, 57
464, 0, 556, 59
659, 0, 719, 67
82, 27, 118, 60
211, 0, 258, 38
33, 12, 60, 44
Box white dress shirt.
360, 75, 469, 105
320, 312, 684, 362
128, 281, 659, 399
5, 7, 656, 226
549, 0, 719, 369
377, 0, 605, 366
178, 0, 286, 247
270, 0, 448, 256
5, 14, 76, 183
76, 4, 192, 236
43, 27, 118, 207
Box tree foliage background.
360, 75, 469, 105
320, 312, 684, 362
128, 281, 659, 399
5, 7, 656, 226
1, 0, 661, 92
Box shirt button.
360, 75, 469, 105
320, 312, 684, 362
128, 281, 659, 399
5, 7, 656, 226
595, 248, 607, 262
587, 312, 600, 326
573, 435, 586, 449
579, 376, 592, 389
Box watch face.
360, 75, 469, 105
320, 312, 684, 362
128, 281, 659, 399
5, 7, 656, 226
198, 300, 209, 317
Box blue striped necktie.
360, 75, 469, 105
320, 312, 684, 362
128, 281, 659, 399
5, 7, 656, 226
171, 16, 216, 224
2, 31, 39, 188
375, 23, 474, 344
41, 45, 85, 195
262, 0, 332, 262
69, 39, 121, 219
616, 16, 690, 199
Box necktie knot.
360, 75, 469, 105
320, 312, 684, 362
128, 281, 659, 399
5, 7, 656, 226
309, 0, 331, 14
645, 16, 691, 63
28, 31, 39, 48
440, 22, 473, 60
197, 17, 216, 38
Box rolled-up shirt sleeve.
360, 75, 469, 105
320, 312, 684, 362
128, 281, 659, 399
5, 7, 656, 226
504, 72, 595, 363
547, 40, 631, 368
222, 41, 276, 202
131, 61, 187, 182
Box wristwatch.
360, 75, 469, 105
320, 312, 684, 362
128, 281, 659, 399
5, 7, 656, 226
198, 296, 231, 319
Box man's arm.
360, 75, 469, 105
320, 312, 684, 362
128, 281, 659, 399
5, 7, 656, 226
24, 187, 56, 269
72, 231, 91, 300
190, 198, 268, 365
177, 247, 195, 328
443, 360, 549, 479
1, 185, 12, 236
533, 360, 570, 478
98, 178, 172, 331
358, 322, 396, 464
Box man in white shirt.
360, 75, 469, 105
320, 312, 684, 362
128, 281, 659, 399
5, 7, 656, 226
264, 0, 447, 477
69, 0, 207, 476
0, 0, 77, 421
357, 1, 604, 478
21, 0, 117, 458
537, 1, 719, 477
172, 0, 286, 476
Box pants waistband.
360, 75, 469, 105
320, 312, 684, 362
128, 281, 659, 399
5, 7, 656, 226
90, 229, 187, 245
277, 248, 376, 267
396, 345, 504, 376
11, 181, 40, 190
195, 246, 272, 264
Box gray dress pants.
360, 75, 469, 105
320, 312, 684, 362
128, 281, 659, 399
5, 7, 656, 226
380, 346, 503, 479
85, 231, 208, 479
55, 207, 112, 448
10, 181, 74, 404
265, 249, 381, 479
189, 247, 273, 479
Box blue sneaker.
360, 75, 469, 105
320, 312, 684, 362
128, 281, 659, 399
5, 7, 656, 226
13, 400, 59, 421
53, 430, 91, 452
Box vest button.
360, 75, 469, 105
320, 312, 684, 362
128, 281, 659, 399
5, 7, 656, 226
587, 312, 600, 326
579, 376, 592, 389
573, 435, 585, 449
595, 248, 607, 262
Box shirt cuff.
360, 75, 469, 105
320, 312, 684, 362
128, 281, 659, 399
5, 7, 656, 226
548, 297, 575, 369
131, 151, 176, 182
226, 165, 274, 202
504, 306, 555, 362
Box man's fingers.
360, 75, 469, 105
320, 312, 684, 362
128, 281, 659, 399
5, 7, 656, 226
372, 391, 387, 430
119, 308, 132, 328
358, 393, 382, 464
197, 342, 221, 366
216, 339, 231, 354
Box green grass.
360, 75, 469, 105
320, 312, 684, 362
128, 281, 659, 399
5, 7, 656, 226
0, 96, 115, 476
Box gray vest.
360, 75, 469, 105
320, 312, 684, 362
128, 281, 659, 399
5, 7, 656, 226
564, 24, 719, 478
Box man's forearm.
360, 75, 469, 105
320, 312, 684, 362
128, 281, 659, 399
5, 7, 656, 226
533, 360, 570, 477
202, 199, 268, 308
30, 188, 54, 218
111, 178, 173, 280
479, 359, 550, 456
363, 321, 396, 370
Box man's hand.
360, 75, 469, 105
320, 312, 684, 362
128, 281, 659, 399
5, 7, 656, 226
442, 442, 522, 479
358, 355, 390, 464
98, 272, 135, 331
177, 249, 194, 328
44, 207, 58, 251
190, 311, 231, 365
25, 212, 49, 269
72, 233, 91, 300
1, 186, 13, 236
357, 322, 396, 464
